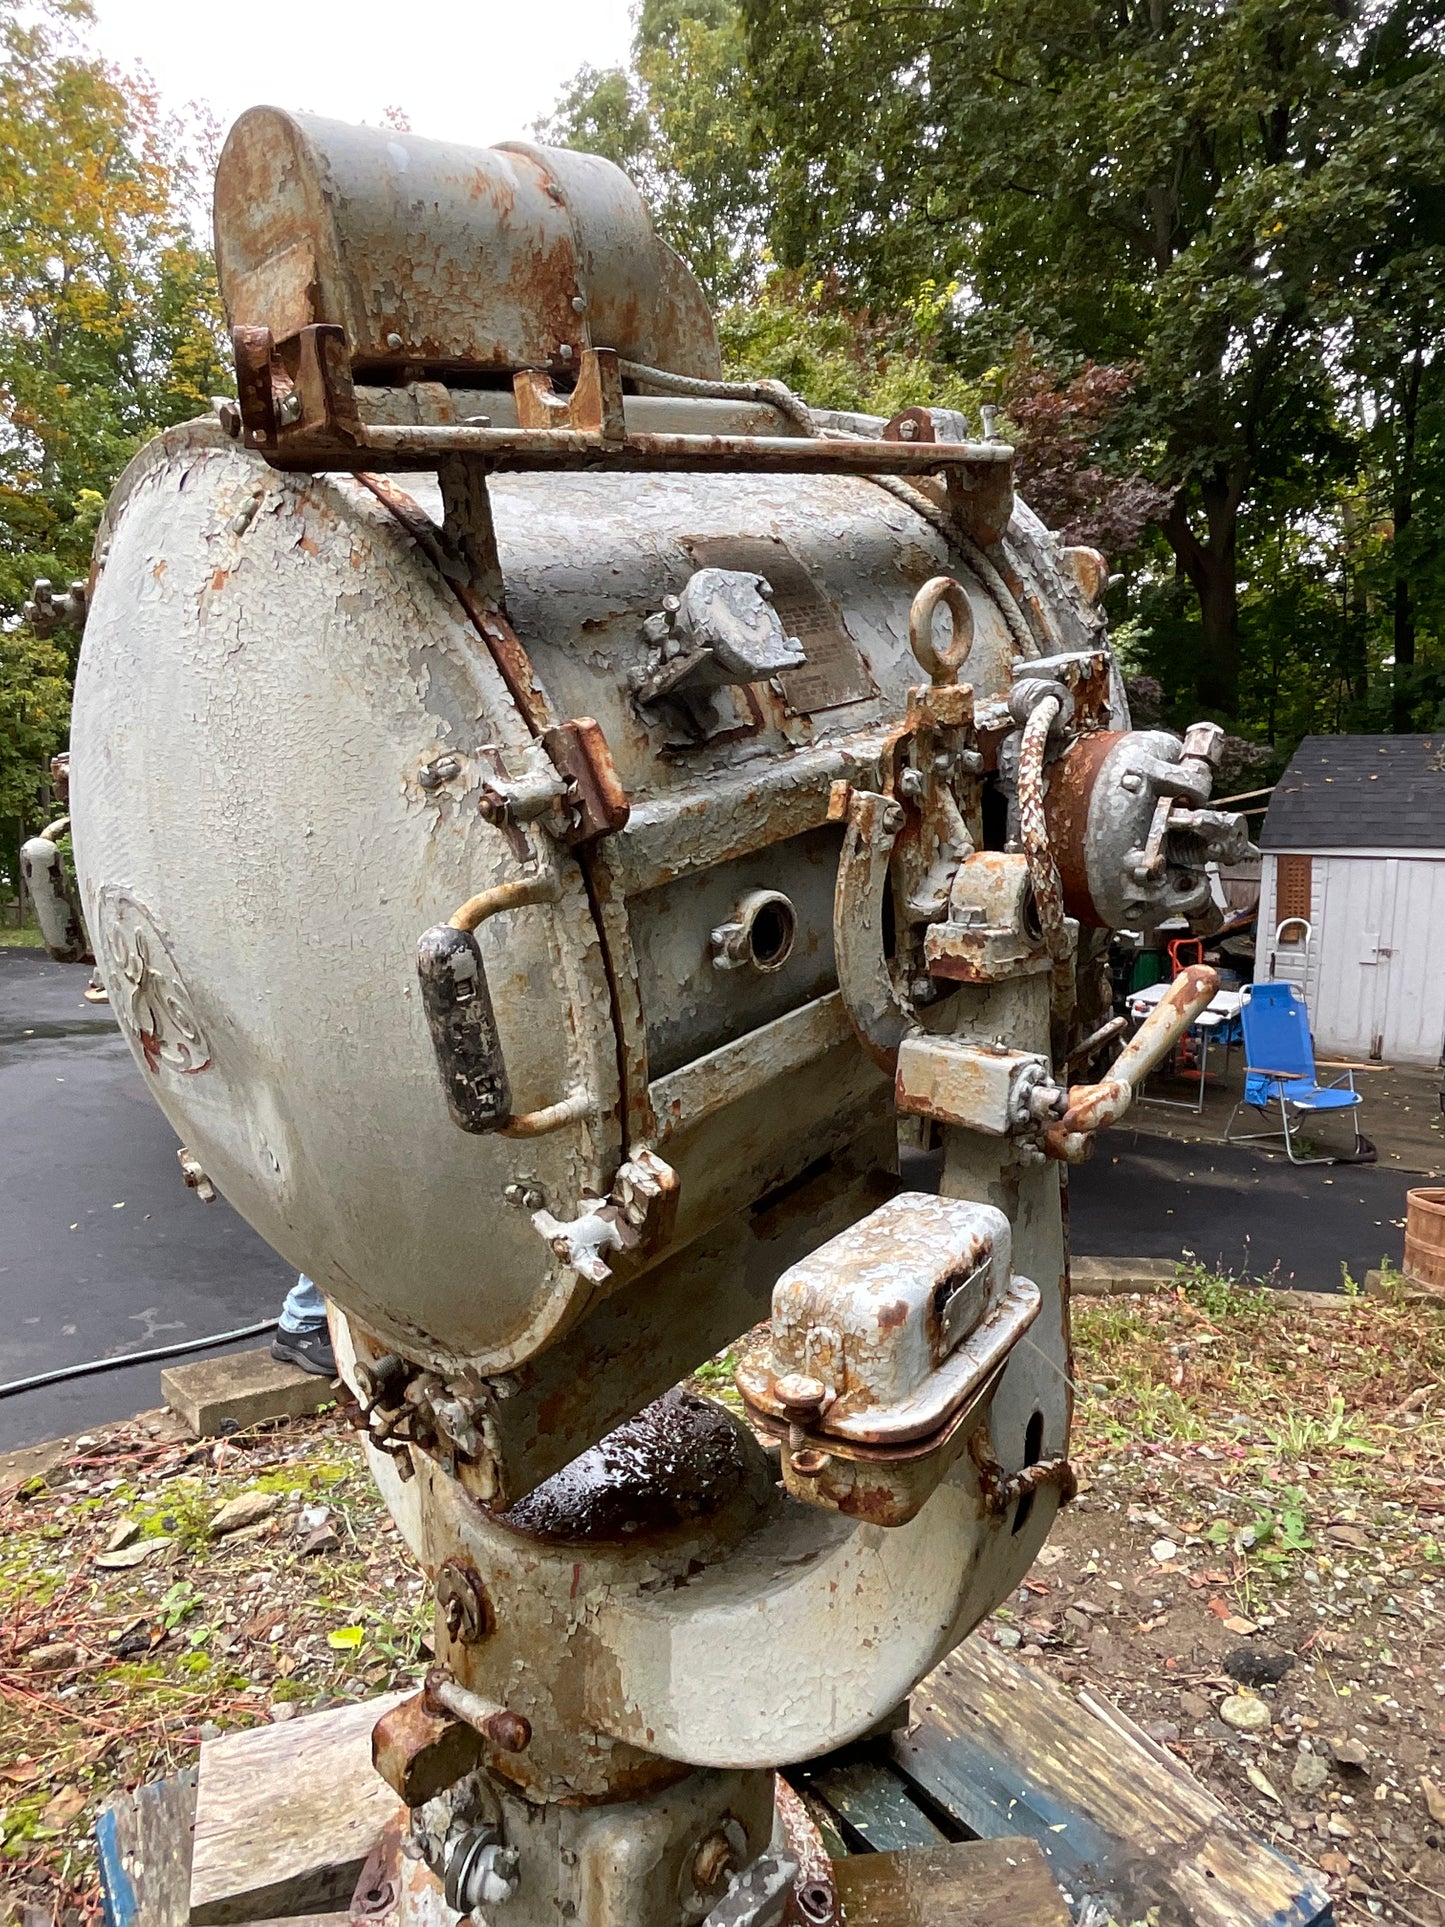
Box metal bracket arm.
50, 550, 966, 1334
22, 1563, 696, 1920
828, 784, 915, 1073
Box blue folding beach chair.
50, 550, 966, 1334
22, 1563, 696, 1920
1224, 981, 1363, 1165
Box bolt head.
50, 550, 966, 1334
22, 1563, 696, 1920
899, 418, 918, 439
558, 343, 574, 361
386, 332, 404, 351
775, 1372, 828, 1418
571, 295, 587, 313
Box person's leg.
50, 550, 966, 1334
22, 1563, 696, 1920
272, 1274, 335, 1375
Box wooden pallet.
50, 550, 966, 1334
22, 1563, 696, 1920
799, 1641, 1333, 1927
98, 1643, 1332, 1927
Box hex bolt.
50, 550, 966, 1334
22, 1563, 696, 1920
571, 295, 587, 313
386, 332, 404, 351
504, 1181, 547, 1210
558, 343, 574, 362
418, 754, 463, 791
898, 417, 918, 440
216, 400, 242, 439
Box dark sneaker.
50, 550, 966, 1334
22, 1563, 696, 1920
271, 1329, 336, 1377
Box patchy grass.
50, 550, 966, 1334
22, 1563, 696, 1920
986, 1266, 1445, 1925
4, 1269, 1443, 1925
0, 1411, 430, 1923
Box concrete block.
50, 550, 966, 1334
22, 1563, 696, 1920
162, 1347, 333, 1437
1070, 1255, 1177, 1297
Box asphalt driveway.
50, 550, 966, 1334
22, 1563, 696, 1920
0, 949, 293, 1450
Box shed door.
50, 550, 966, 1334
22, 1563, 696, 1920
1309, 858, 1396, 1060
1378, 859, 1445, 1065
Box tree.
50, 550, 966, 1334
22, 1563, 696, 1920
0, 0, 228, 892
741, 0, 1440, 721
1338, 16, 1445, 730
538, 0, 765, 302
1002, 340, 1174, 557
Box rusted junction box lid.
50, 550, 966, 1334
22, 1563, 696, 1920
213, 108, 720, 383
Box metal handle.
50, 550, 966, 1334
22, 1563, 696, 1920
1043, 965, 1218, 1162
418, 874, 592, 1136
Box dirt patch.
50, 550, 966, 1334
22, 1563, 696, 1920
2, 1273, 1441, 1925
0, 1406, 428, 1922
980, 1270, 1445, 1926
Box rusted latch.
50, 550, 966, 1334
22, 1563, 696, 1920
473, 722, 628, 848
970, 1428, 1078, 1515
541, 718, 630, 843
232, 322, 363, 456
531, 1148, 680, 1289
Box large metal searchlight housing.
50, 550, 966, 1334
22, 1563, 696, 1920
61, 107, 1250, 1927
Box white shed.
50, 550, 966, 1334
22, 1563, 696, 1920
1257, 735, 1445, 1067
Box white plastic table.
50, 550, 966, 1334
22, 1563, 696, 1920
1126, 981, 1243, 1111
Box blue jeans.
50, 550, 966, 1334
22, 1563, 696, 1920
279, 1274, 327, 1334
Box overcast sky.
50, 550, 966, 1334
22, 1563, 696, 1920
88, 0, 635, 153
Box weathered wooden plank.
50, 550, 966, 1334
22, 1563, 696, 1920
97, 1768, 197, 1927
189, 1694, 407, 1926
830, 1837, 1071, 1927
803, 1760, 949, 1853
892, 1640, 1332, 1927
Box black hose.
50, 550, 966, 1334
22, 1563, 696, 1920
0, 1320, 279, 1400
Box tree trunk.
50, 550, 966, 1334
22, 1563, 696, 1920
1161, 478, 1241, 717
1391, 349, 1422, 734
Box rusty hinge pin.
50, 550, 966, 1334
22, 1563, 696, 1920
425, 1671, 531, 1752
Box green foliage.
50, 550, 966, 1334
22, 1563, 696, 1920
1175, 1257, 1274, 1324
538, 0, 764, 302
0, 625, 69, 825
0, 0, 229, 880
742, 0, 1445, 723
719, 273, 984, 416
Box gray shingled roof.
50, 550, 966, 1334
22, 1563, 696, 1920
1261, 735, 1445, 851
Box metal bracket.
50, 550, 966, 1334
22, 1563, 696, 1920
233, 322, 364, 455
514, 348, 627, 443
827, 784, 915, 1073
531, 1147, 680, 1289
